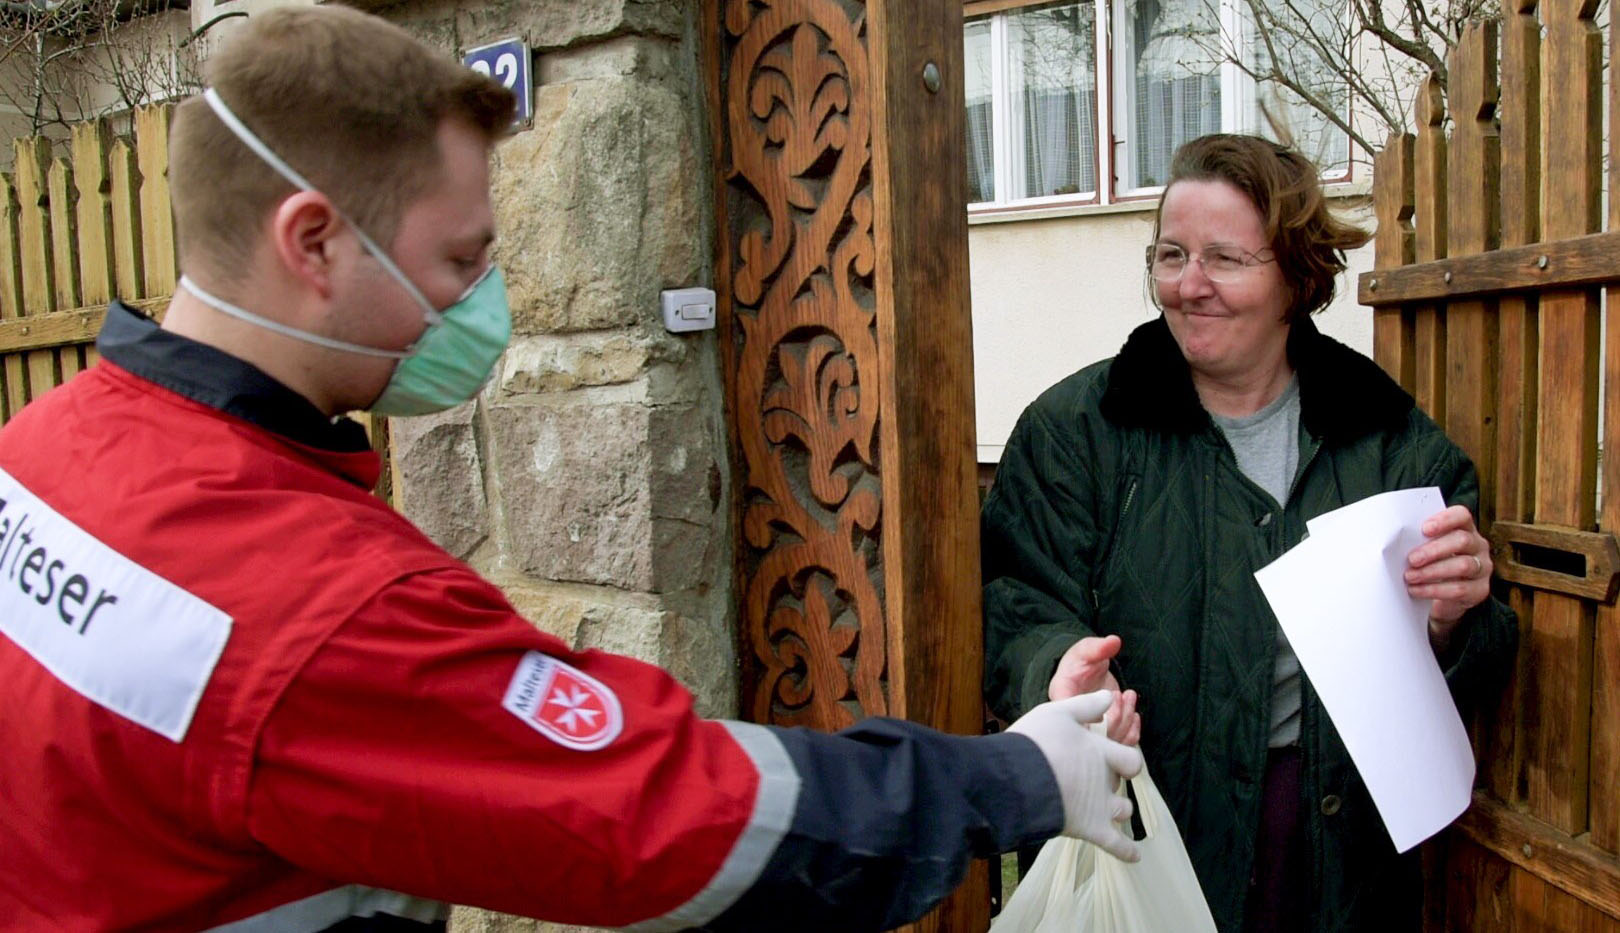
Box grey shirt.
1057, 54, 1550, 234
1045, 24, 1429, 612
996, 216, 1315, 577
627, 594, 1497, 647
1211, 378, 1303, 748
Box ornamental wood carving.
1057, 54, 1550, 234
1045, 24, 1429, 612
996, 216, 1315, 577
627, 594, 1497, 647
715, 0, 887, 730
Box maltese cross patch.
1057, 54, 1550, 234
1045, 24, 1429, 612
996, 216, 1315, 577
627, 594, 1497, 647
503, 651, 624, 751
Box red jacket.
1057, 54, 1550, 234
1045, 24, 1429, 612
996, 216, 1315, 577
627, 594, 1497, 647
0, 305, 1061, 932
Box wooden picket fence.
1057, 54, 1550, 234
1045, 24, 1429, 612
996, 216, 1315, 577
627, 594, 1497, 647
1361, 1, 1620, 927
0, 105, 176, 424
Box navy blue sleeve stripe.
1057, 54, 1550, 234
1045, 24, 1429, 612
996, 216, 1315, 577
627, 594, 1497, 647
702, 720, 1063, 932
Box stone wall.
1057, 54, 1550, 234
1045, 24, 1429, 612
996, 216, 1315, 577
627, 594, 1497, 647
364, 2, 731, 929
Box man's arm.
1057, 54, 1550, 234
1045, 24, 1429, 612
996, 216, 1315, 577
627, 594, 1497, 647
246, 569, 1136, 932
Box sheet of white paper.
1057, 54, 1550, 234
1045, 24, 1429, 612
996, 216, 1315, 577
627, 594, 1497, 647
1255, 487, 1474, 853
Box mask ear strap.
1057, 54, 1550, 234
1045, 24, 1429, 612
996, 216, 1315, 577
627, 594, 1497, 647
180, 275, 414, 359
200, 87, 444, 325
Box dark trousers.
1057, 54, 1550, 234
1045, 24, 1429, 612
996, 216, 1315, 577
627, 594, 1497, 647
1244, 746, 1308, 932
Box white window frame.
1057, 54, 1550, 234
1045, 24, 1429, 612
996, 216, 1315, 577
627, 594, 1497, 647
967, 1, 1105, 212
965, 0, 1352, 216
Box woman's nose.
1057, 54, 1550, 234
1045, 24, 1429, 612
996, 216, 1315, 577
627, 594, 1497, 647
1178, 255, 1216, 298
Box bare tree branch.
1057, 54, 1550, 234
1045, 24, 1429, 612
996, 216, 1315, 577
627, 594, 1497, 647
0, 0, 202, 135
1174, 0, 1488, 166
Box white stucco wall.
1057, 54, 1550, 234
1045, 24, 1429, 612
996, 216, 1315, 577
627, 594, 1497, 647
969, 195, 1377, 463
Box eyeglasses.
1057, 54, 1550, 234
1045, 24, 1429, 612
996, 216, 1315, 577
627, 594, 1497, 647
1146, 243, 1276, 283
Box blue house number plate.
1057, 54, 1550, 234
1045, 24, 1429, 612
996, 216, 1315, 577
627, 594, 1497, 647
463, 38, 531, 127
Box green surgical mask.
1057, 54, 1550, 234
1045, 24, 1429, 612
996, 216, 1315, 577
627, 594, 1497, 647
182, 87, 512, 417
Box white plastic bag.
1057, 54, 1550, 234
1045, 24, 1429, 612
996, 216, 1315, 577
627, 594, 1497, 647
991, 763, 1217, 933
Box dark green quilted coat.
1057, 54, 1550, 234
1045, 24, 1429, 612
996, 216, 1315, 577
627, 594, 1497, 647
983, 315, 1517, 932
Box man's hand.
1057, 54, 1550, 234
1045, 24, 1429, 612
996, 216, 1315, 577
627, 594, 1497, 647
1049, 635, 1140, 745
1008, 690, 1145, 862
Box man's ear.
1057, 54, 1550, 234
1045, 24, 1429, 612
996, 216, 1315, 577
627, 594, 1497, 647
268, 191, 346, 298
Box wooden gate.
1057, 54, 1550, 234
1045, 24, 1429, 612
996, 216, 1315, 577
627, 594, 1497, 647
0, 105, 176, 425
1361, 1, 1620, 926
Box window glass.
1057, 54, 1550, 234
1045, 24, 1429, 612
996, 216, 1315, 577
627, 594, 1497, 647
965, 17, 996, 204
1007, 1, 1097, 199
963, 0, 1349, 208
1126, 0, 1221, 190
1238, 1, 1350, 176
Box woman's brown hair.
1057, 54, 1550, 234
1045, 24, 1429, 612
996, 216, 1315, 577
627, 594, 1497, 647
1153, 134, 1370, 320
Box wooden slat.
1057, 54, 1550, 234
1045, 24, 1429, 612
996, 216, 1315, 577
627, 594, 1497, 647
1489, 521, 1620, 602
56, 345, 81, 382
1511, 866, 1553, 930
1598, 453, 1620, 853
47, 157, 80, 312
109, 136, 143, 301
1412, 76, 1447, 421
1528, 0, 1602, 837
135, 105, 175, 300
0, 175, 26, 422
0, 307, 106, 355
14, 137, 55, 316
1484, 0, 1541, 807
0, 298, 164, 356
1443, 21, 1499, 522
1596, 0, 1620, 858
24, 346, 56, 403
1455, 793, 1620, 919
0, 175, 21, 319
1371, 133, 1415, 391
1545, 884, 1611, 932
15, 136, 59, 406
1446, 836, 1514, 931
72, 119, 115, 308
1360, 231, 1620, 306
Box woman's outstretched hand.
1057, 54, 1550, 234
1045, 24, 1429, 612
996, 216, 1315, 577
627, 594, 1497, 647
1049, 634, 1141, 745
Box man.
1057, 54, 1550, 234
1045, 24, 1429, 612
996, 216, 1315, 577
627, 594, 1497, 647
0, 7, 1142, 931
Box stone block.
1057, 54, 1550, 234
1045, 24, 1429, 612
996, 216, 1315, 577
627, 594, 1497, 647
486, 398, 720, 593
380, 0, 686, 55
448, 907, 596, 933
498, 331, 681, 395
389, 401, 488, 559
488, 401, 650, 589
490, 68, 706, 336
655, 610, 737, 719
456, 0, 687, 52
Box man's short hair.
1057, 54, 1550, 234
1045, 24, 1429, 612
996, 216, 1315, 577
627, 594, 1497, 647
170, 5, 516, 283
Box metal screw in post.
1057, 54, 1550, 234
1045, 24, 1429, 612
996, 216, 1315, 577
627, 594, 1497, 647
1444, 271, 1453, 284
1537, 255, 1549, 270
922, 62, 941, 94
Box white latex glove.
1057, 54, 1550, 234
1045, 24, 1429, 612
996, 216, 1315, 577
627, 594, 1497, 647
1008, 689, 1145, 862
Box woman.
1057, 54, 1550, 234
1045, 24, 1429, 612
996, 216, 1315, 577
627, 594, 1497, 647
982, 134, 1516, 932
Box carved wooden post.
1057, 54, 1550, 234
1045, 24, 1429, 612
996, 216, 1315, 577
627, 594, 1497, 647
706, 0, 988, 927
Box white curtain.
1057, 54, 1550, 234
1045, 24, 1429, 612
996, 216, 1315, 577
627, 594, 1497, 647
1133, 0, 1221, 188
1010, 2, 1097, 199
